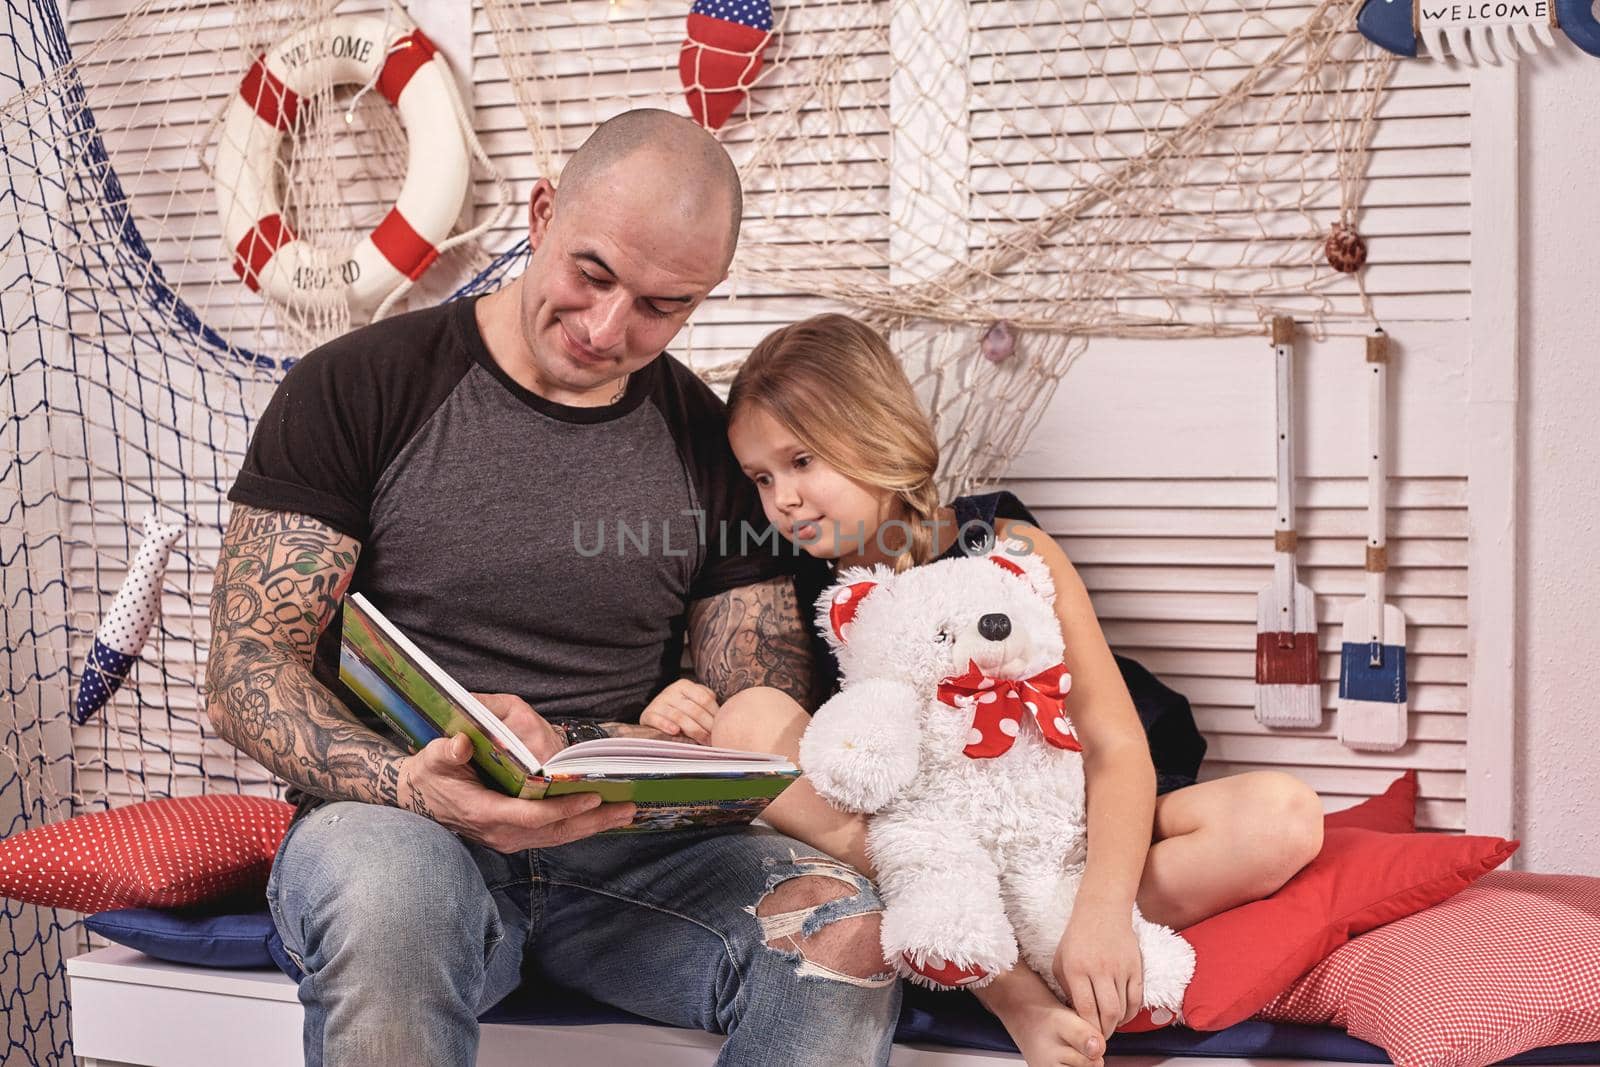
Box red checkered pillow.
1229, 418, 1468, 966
0, 795, 294, 912
1258, 871, 1600, 1067
1172, 828, 1516, 1031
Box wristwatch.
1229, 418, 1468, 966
556, 720, 609, 746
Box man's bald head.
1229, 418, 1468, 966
555, 109, 743, 269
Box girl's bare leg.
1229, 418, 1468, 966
1138, 772, 1324, 930
713, 687, 1105, 1067
713, 688, 874, 870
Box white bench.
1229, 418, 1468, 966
66, 946, 1297, 1067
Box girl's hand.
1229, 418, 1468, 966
639, 679, 719, 744
1053, 897, 1145, 1042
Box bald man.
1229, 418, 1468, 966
207, 110, 901, 1067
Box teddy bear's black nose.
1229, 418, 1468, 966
978, 613, 1012, 641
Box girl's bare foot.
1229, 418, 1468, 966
975, 965, 1106, 1067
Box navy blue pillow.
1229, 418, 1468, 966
86, 907, 281, 970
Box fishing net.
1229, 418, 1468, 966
0, 1, 1391, 1060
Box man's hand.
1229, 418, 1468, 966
473, 692, 567, 760
397, 732, 635, 852
639, 679, 719, 744
1053, 896, 1145, 1043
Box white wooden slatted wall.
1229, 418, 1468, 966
62, 0, 1476, 827
1006, 330, 1473, 831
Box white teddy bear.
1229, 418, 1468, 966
799, 543, 1194, 1017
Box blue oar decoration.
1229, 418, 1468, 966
1338, 333, 1408, 752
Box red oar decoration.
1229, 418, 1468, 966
679, 0, 773, 130
1254, 317, 1321, 727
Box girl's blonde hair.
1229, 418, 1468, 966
728, 314, 941, 573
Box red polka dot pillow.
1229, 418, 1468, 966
0, 795, 294, 912
1257, 871, 1600, 1067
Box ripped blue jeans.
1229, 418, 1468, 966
267, 803, 901, 1067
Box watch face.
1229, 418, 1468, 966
560, 720, 608, 744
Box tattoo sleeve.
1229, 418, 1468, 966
687, 575, 818, 711
205, 505, 410, 808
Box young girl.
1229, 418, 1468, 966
650, 314, 1324, 1067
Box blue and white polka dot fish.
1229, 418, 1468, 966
75, 514, 183, 724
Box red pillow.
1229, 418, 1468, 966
1324, 770, 1418, 834
1174, 827, 1517, 1030
1258, 871, 1600, 1067
0, 795, 294, 913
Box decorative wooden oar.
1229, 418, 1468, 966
1255, 317, 1320, 727
1338, 330, 1409, 751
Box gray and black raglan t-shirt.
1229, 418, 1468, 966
228, 294, 788, 751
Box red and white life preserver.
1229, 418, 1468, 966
214, 15, 470, 313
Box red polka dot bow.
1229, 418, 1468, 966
936, 661, 1081, 759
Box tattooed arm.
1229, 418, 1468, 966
203, 504, 408, 807
599, 576, 816, 743
686, 575, 819, 711
206, 505, 634, 847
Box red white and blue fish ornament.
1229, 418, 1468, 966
679, 0, 774, 129
75, 514, 183, 724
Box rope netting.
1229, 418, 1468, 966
486, 0, 1393, 482
1, 0, 1391, 1061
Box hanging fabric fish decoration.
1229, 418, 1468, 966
74, 514, 184, 724
679, 0, 774, 130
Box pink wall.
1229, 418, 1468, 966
1516, 49, 1600, 874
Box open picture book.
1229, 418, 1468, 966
339, 593, 799, 832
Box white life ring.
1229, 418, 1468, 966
213, 15, 471, 314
